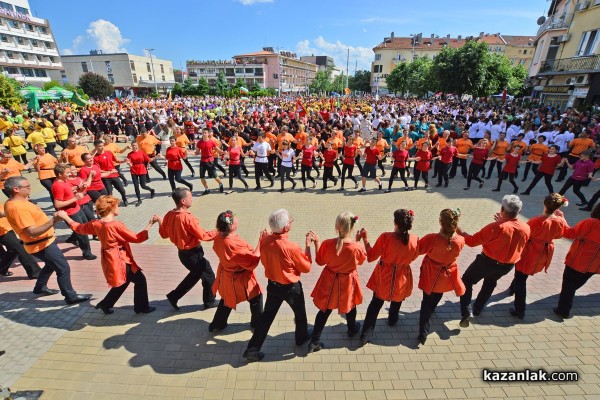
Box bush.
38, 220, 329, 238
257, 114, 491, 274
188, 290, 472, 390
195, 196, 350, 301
78, 72, 113, 99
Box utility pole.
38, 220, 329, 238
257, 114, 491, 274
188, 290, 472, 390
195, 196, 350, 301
345, 48, 349, 91
145, 48, 158, 94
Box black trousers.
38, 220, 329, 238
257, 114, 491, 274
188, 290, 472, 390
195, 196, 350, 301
210, 293, 263, 331
45, 142, 58, 158
322, 166, 337, 189
131, 174, 153, 200
460, 254, 514, 317
509, 270, 529, 316
246, 280, 309, 352
466, 163, 484, 188
388, 166, 408, 189
556, 266, 595, 316
40, 178, 55, 202
168, 169, 193, 191
341, 164, 357, 188
183, 157, 195, 176
522, 162, 538, 181
585, 188, 600, 210
496, 171, 518, 192
68, 210, 92, 257
98, 264, 149, 312
310, 307, 357, 343
360, 294, 402, 340
102, 177, 127, 201
0, 230, 41, 278
419, 291, 444, 335
413, 169, 429, 187
559, 178, 587, 204
557, 155, 579, 181
300, 164, 315, 188
450, 157, 468, 178
486, 159, 503, 179
214, 158, 227, 176
354, 155, 363, 175
279, 165, 295, 189
524, 172, 554, 194
81, 202, 96, 221
169, 246, 216, 306
377, 158, 386, 174
254, 162, 273, 188
115, 165, 128, 186
228, 165, 248, 189
437, 162, 452, 185
32, 242, 77, 301
148, 159, 167, 180
88, 188, 108, 203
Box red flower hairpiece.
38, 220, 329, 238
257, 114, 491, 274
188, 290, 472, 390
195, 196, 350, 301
562, 197, 569, 207
352, 215, 359, 223
408, 210, 414, 217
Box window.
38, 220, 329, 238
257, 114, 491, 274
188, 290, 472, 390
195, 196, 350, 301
373, 64, 383, 73
40, 27, 48, 34
162, 75, 165, 81
48, 56, 54, 63
31, 39, 39, 47
235, 68, 244, 73
520, 59, 526, 65
523, 49, 527, 54
105, 61, 112, 73
146, 62, 151, 72
81, 62, 88, 73
5, 51, 14, 59
374, 54, 382, 61
34, 69, 47, 77
107, 74, 114, 84
0, 2, 13, 11
25, 23, 34, 31
132, 73, 137, 83
44, 42, 52, 49
160, 64, 164, 73
21, 68, 34, 77
0, 34, 7, 42
15, 6, 29, 15
16, 37, 24, 45
21, 53, 28, 60
576, 30, 599, 56
35, 54, 41, 61
254, 67, 263, 76
4, 67, 18, 74
148, 75, 153, 81
9, 20, 19, 28
130, 60, 135, 71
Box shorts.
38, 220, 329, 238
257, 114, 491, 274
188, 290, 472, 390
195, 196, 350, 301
199, 161, 217, 179
362, 163, 377, 179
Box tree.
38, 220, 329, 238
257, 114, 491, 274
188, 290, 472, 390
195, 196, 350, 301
348, 70, 371, 93
0, 75, 23, 109
331, 73, 346, 94
479, 53, 512, 97
251, 82, 261, 92
196, 77, 210, 96
78, 72, 113, 99
214, 71, 229, 96
406, 57, 433, 97
508, 64, 528, 97
386, 63, 409, 95
309, 67, 333, 94
42, 80, 62, 90
234, 77, 245, 89
172, 83, 184, 97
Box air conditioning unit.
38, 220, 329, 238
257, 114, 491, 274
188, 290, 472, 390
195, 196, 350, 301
565, 77, 574, 85
556, 34, 570, 43
575, 75, 590, 85
575, 1, 590, 11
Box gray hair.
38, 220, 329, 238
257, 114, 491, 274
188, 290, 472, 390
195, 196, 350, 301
501, 195, 522, 218
269, 209, 290, 233
4, 176, 26, 197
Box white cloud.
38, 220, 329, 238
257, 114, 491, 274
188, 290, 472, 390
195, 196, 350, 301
237, 0, 273, 4
296, 36, 373, 72
61, 35, 84, 55
86, 19, 130, 53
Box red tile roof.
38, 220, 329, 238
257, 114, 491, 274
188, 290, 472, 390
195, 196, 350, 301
373, 37, 467, 51
502, 35, 536, 46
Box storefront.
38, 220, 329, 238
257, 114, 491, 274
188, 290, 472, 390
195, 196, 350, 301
540, 85, 570, 111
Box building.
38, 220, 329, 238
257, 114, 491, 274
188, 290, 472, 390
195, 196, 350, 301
56, 51, 176, 96
299, 55, 342, 78
371, 32, 535, 94
529, 0, 600, 110
186, 59, 266, 88
0, 0, 62, 86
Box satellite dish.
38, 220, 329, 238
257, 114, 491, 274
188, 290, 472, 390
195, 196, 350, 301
537, 16, 546, 25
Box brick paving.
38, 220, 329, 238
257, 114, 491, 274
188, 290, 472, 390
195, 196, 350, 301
1, 154, 599, 399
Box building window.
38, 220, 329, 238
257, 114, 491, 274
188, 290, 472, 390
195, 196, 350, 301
5, 51, 14, 59
160, 64, 164, 73
48, 56, 54, 63
35, 54, 41, 61
81, 62, 88, 73
0, 34, 7, 42
146, 62, 151, 72
162, 75, 165, 81
25, 23, 34, 31
254, 67, 263, 76
107, 74, 114, 84
523, 49, 527, 54
9, 20, 19, 29
15, 6, 29, 15
519, 59, 526, 65
4, 67, 18, 74
235, 68, 244, 74
576, 30, 599, 56
375, 54, 382, 61
16, 37, 24, 45
130, 60, 135, 71
373, 64, 383, 73
21, 53, 28, 60
21, 68, 34, 77
44, 42, 52, 49
0, 2, 14, 11
31, 39, 39, 47
105, 61, 112, 73
148, 75, 153, 81
39, 27, 47, 34
34, 69, 47, 77
132, 73, 137, 83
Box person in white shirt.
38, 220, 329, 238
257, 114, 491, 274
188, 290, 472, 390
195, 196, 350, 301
276, 140, 297, 192
250, 134, 274, 190
490, 120, 503, 142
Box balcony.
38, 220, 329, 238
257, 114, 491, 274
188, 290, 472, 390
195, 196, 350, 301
536, 13, 573, 38
539, 54, 600, 75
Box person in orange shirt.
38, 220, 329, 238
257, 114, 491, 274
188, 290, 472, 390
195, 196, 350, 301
208, 210, 267, 332
0, 150, 33, 197
554, 203, 600, 318
59, 137, 88, 170
264, 127, 278, 174
507, 194, 567, 319
486, 132, 510, 180
522, 135, 549, 181
307, 212, 365, 352
375, 131, 390, 177
450, 131, 473, 179
103, 134, 129, 187
57, 195, 159, 314
275, 126, 295, 176
417, 209, 465, 344
157, 188, 217, 310
136, 128, 167, 180
351, 131, 366, 175
557, 130, 597, 181
243, 209, 313, 362
209, 131, 227, 178
357, 209, 419, 345
33, 143, 58, 201
174, 127, 195, 176
458, 195, 530, 327
0, 202, 41, 278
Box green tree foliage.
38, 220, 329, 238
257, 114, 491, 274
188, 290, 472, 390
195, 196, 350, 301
348, 70, 371, 93
386, 63, 409, 95
0, 75, 23, 109
508, 64, 528, 97
196, 77, 210, 96
172, 83, 184, 96
406, 57, 433, 97
331, 73, 346, 93
234, 78, 245, 89
309, 67, 333, 94
42, 80, 62, 90
214, 71, 229, 96
78, 72, 114, 99
251, 82, 261, 92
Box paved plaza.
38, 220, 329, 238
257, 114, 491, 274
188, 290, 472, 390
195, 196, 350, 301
1, 158, 599, 400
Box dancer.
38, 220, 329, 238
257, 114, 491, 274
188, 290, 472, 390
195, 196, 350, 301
136, 127, 167, 180
450, 131, 473, 179
413, 141, 433, 190
59, 136, 88, 170
276, 140, 297, 192
321, 141, 339, 190
338, 137, 359, 191
298, 139, 317, 191
165, 136, 194, 192
521, 135, 549, 182
79, 153, 107, 203
174, 127, 195, 177
375, 131, 390, 177
521, 145, 563, 195
57, 195, 158, 314
386, 140, 412, 192
508, 194, 567, 319
93, 140, 128, 206
417, 209, 465, 344
195, 130, 225, 194
249, 133, 275, 190
0, 150, 33, 197
358, 209, 419, 344
492, 144, 522, 194
558, 150, 595, 207
486, 132, 510, 179
308, 212, 365, 352
32, 143, 57, 201
435, 138, 458, 188
224, 136, 249, 191
359, 140, 384, 192
208, 211, 266, 332
0, 202, 41, 279
126, 141, 156, 207
464, 139, 490, 190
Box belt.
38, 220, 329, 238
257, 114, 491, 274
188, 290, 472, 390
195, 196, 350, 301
481, 252, 514, 267
23, 236, 51, 246
268, 280, 295, 287
178, 244, 203, 253
40, 168, 54, 170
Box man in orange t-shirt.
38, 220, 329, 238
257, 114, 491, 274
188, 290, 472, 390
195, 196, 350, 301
136, 128, 167, 180
522, 135, 549, 181
243, 208, 314, 362
59, 137, 88, 169
157, 188, 217, 310
0, 202, 41, 278
451, 131, 473, 179
0, 150, 33, 197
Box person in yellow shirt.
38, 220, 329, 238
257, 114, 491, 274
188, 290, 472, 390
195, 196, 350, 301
2, 129, 28, 164
26, 124, 46, 150
486, 132, 510, 180
40, 123, 58, 158
54, 120, 70, 150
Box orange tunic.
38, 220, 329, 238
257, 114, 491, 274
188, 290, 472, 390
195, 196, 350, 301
311, 239, 365, 313
455, 138, 473, 158
61, 145, 88, 168
562, 218, 600, 274
492, 140, 510, 160
396, 136, 413, 150
211, 233, 262, 309
527, 143, 549, 162
259, 232, 311, 284
569, 137, 595, 157
294, 132, 307, 148
70, 220, 148, 287
376, 138, 390, 153
417, 233, 466, 295
34, 154, 58, 180
516, 215, 566, 275
176, 134, 190, 149
136, 135, 160, 155
159, 210, 217, 250
0, 159, 24, 189
5, 198, 55, 253
104, 143, 127, 154
461, 218, 531, 264
0, 203, 13, 236
366, 232, 419, 302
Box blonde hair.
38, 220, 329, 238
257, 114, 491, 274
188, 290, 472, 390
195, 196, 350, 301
439, 209, 460, 248
95, 195, 119, 218
335, 211, 357, 255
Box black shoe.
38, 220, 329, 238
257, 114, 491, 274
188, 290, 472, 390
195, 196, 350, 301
243, 349, 265, 362
509, 308, 524, 320
513, 187, 519, 194
122, 199, 128, 207
384, 189, 391, 193
243, 186, 249, 192
296, 328, 313, 345
492, 188, 500, 192
348, 322, 360, 337
135, 200, 142, 207
83, 254, 98, 260
521, 178, 527, 182
204, 300, 218, 310
576, 202, 587, 207
553, 307, 570, 319
459, 312, 472, 328
479, 181, 484, 189
253, 186, 261, 191
135, 306, 156, 314
520, 191, 530, 195
435, 183, 442, 187
388, 315, 398, 327
292, 182, 297, 190
463, 187, 470, 190
219, 184, 224, 193
0, 271, 13, 277
555, 179, 563, 183
308, 341, 323, 353
203, 189, 210, 195
66, 294, 92, 304
95, 304, 114, 314
473, 307, 482, 317
279, 188, 285, 192
358, 188, 366, 192
33, 288, 60, 296
354, 182, 359, 189
337, 187, 344, 191
150, 189, 155, 199
268, 180, 275, 188
417, 333, 427, 345
166, 293, 180, 311
208, 323, 228, 333
580, 206, 592, 211
300, 187, 306, 191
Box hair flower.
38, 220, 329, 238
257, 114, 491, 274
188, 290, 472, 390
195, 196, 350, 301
352, 215, 359, 223
562, 197, 569, 207
408, 210, 415, 217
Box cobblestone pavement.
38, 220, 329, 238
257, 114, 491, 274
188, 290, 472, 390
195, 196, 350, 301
1, 151, 599, 400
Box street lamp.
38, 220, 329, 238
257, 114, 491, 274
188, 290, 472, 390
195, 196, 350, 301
145, 48, 159, 94
410, 33, 421, 62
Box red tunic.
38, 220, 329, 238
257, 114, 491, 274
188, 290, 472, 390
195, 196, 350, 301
79, 165, 104, 191
70, 220, 148, 287
311, 239, 366, 313
563, 218, 600, 274
165, 146, 186, 170
94, 150, 119, 179
417, 233, 466, 295
366, 232, 419, 302
127, 150, 150, 175
516, 215, 566, 275
415, 149, 432, 172
211, 233, 262, 309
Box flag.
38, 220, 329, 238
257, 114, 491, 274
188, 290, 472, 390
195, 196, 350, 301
168, 90, 172, 101
240, 86, 249, 95
115, 96, 122, 108
296, 99, 307, 117
330, 97, 335, 111
501, 89, 507, 101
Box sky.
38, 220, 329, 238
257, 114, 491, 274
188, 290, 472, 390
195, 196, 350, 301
30, 0, 549, 73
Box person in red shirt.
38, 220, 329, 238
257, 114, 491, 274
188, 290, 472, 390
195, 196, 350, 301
67, 164, 96, 227
413, 141, 433, 190
243, 209, 313, 362
321, 141, 339, 190
338, 140, 359, 190
359, 140, 384, 192
357, 209, 420, 345
93, 140, 128, 206
307, 212, 365, 352
386, 140, 416, 192
157, 188, 217, 311
554, 204, 600, 318
208, 210, 267, 332
52, 163, 97, 260
225, 136, 249, 191
492, 144, 523, 194
126, 141, 156, 207
521, 145, 564, 195
165, 136, 194, 192
195, 129, 225, 195
435, 138, 458, 188
507, 194, 567, 319
298, 141, 317, 190
458, 195, 531, 327
464, 139, 490, 190
79, 152, 107, 203
417, 209, 465, 344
